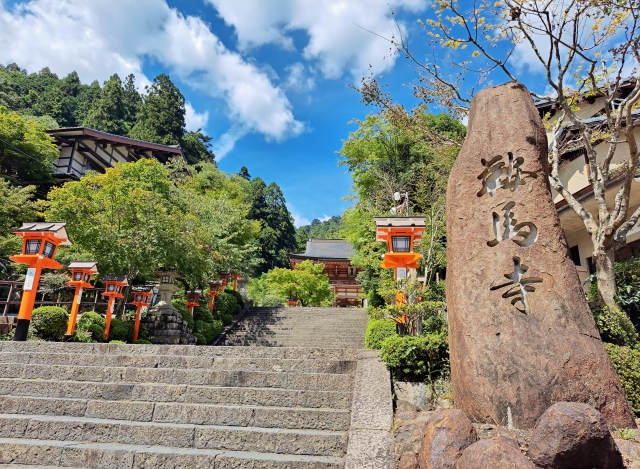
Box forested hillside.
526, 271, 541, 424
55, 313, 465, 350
295, 216, 343, 252
0, 63, 213, 164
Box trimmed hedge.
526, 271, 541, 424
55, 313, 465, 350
77, 312, 106, 341
224, 288, 245, 312
379, 331, 449, 381
592, 303, 639, 348
364, 320, 396, 350
605, 343, 640, 415
31, 306, 69, 341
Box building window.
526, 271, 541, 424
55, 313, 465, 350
392, 236, 411, 252
569, 245, 581, 265
25, 240, 41, 255
586, 257, 596, 275
348, 266, 356, 277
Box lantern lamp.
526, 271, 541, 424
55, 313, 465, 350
101, 275, 128, 341
374, 217, 426, 277
130, 288, 153, 342
218, 272, 231, 288
185, 290, 202, 315
65, 261, 98, 338
9, 222, 72, 341
207, 280, 224, 310
231, 274, 242, 291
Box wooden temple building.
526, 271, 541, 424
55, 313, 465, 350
46, 127, 190, 181
288, 239, 363, 307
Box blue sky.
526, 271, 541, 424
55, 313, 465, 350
0, 0, 553, 225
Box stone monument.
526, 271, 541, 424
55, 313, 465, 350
446, 82, 635, 429
142, 271, 195, 345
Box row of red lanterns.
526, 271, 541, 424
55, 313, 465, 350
8, 222, 239, 342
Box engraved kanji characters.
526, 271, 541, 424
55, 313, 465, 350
487, 202, 538, 248
490, 257, 543, 314
477, 152, 537, 198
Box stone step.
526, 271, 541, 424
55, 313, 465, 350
0, 352, 356, 374
0, 342, 360, 360
0, 396, 351, 431
0, 379, 352, 409
0, 414, 348, 457
0, 363, 353, 392
0, 438, 344, 468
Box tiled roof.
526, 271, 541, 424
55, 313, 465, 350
290, 239, 355, 260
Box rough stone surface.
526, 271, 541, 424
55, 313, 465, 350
399, 452, 419, 469
142, 304, 196, 345
344, 350, 395, 469
529, 402, 624, 469
615, 438, 640, 468
456, 438, 536, 469
395, 382, 430, 408
418, 409, 477, 469
446, 81, 635, 429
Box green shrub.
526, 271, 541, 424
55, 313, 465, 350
423, 314, 448, 334
261, 295, 283, 307
31, 306, 69, 341
367, 289, 385, 308
423, 280, 446, 302
214, 292, 237, 317
221, 313, 233, 326
591, 303, 639, 347
180, 310, 195, 331
195, 319, 223, 344
367, 307, 387, 320
172, 299, 190, 317
134, 339, 152, 344
379, 331, 449, 381
225, 288, 245, 312
109, 340, 126, 344
194, 333, 207, 345
77, 312, 106, 341
194, 306, 214, 323
107, 318, 134, 343
605, 343, 640, 415
364, 320, 396, 350
73, 330, 93, 342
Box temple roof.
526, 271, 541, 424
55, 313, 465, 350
289, 239, 355, 260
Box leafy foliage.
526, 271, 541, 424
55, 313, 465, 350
295, 216, 344, 251
249, 260, 335, 306
76, 312, 106, 342
0, 180, 38, 273
31, 306, 69, 341
379, 331, 449, 382
605, 343, 640, 415
106, 318, 134, 343
364, 320, 396, 349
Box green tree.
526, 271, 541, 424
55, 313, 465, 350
247, 178, 297, 273
129, 74, 186, 145
257, 260, 335, 306
238, 166, 251, 180
0, 106, 58, 183
0, 180, 38, 274
75, 80, 102, 127
181, 129, 216, 164
122, 74, 142, 130
45, 159, 193, 279
85, 74, 128, 135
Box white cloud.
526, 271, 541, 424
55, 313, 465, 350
284, 62, 316, 93
319, 215, 332, 222
184, 103, 209, 132
0, 0, 304, 156
207, 0, 429, 78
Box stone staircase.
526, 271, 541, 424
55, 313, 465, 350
0, 342, 361, 468
218, 307, 369, 348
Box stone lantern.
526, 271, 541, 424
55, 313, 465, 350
65, 261, 98, 338
130, 288, 153, 342
102, 275, 128, 341
185, 290, 202, 315
141, 271, 195, 345
9, 222, 72, 341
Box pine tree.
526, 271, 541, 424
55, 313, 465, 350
84, 74, 127, 135
129, 74, 185, 145
122, 74, 141, 132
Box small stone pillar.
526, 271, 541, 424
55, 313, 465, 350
236, 278, 249, 301
142, 271, 195, 345
446, 82, 635, 429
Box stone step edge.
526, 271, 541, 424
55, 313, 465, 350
0, 362, 355, 379
0, 378, 353, 399
0, 438, 344, 465
1, 395, 351, 414
0, 413, 346, 436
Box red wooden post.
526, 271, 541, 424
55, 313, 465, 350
102, 275, 128, 341
131, 290, 152, 342
65, 262, 98, 338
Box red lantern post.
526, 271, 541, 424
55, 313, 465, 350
102, 275, 128, 340
131, 289, 153, 342
231, 274, 242, 291
218, 272, 231, 289
185, 290, 202, 315
207, 280, 223, 310
65, 262, 98, 338
9, 222, 72, 341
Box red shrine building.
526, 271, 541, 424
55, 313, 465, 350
288, 239, 363, 307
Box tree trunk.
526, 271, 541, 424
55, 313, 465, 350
594, 246, 618, 307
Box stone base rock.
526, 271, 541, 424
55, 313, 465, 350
142, 301, 196, 345
457, 439, 536, 469
418, 409, 477, 469
529, 402, 624, 469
